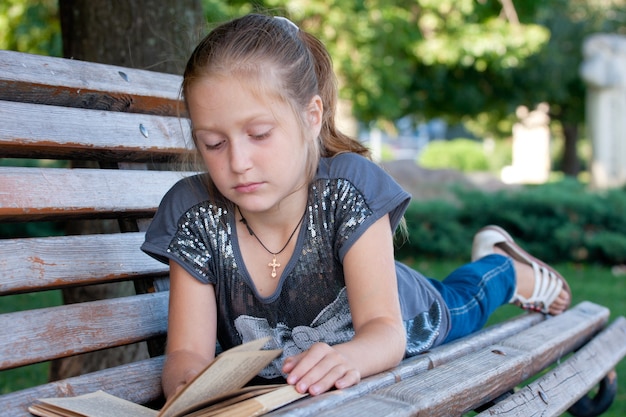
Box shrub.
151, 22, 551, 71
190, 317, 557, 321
396, 179, 626, 266
418, 138, 489, 172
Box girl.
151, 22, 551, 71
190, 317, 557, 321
141, 13, 571, 400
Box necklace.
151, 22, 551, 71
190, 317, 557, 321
237, 206, 307, 278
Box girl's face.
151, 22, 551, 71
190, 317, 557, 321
186, 76, 322, 215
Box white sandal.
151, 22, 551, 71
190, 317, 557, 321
472, 225, 571, 314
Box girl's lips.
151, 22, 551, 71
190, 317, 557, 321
234, 182, 262, 193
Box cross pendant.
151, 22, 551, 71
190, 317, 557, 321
268, 255, 281, 278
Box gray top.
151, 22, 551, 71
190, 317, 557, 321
142, 153, 450, 379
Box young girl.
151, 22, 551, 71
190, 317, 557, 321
141, 13, 571, 400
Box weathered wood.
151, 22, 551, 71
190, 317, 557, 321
475, 317, 626, 417
269, 302, 609, 417
0, 50, 182, 116
499, 301, 609, 372
0, 50, 174, 415
0, 292, 168, 369
0, 232, 167, 295
270, 312, 544, 417
1, 356, 165, 417
0, 100, 192, 161
0, 167, 194, 221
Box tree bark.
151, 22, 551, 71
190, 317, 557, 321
59, 0, 204, 74
50, 0, 204, 382
561, 121, 580, 177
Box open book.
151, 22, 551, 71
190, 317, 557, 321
29, 337, 307, 417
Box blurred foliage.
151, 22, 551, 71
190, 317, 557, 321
0, 0, 61, 55
418, 138, 489, 172
396, 179, 626, 266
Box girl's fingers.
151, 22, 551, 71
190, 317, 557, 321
283, 343, 360, 395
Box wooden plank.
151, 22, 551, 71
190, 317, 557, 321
0, 356, 164, 417
497, 301, 609, 371
0, 292, 168, 369
475, 317, 626, 417
0, 100, 192, 161
0, 232, 168, 295
0, 167, 195, 221
302, 345, 532, 417
0, 50, 183, 116
269, 313, 545, 417
270, 302, 607, 417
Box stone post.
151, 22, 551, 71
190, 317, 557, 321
501, 103, 551, 184
580, 33, 626, 189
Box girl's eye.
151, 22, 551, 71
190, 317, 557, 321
203, 141, 224, 151
250, 129, 272, 140
194, 132, 225, 151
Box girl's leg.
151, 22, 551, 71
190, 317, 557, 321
428, 254, 515, 343
432, 225, 572, 344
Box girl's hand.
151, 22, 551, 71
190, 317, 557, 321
282, 342, 361, 395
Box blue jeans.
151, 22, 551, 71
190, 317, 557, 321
428, 254, 516, 343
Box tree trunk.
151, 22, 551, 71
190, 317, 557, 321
59, 0, 204, 74
50, 0, 204, 382
561, 121, 580, 177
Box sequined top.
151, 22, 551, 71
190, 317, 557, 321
142, 153, 450, 379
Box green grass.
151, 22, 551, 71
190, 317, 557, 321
1, 263, 624, 416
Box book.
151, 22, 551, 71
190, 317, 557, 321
29, 337, 307, 417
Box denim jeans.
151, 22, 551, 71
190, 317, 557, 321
428, 254, 516, 343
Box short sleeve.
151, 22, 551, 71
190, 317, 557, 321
316, 154, 412, 260
140, 174, 211, 265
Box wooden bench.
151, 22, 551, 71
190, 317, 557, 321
1, 50, 625, 417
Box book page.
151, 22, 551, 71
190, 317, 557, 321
183, 385, 284, 417
158, 337, 281, 417
29, 390, 157, 417
195, 385, 307, 417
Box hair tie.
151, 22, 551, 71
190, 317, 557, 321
274, 16, 299, 33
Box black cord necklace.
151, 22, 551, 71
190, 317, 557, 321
237, 206, 307, 278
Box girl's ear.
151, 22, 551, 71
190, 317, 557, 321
307, 95, 323, 136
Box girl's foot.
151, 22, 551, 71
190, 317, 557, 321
472, 225, 571, 315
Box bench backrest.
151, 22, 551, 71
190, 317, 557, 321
0, 50, 193, 414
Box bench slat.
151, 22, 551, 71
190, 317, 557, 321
0, 292, 168, 369
270, 312, 544, 417
351, 302, 607, 417
476, 317, 626, 416
0, 232, 167, 295
0, 100, 191, 160
0, 356, 164, 417
0, 167, 194, 221
269, 302, 608, 417
499, 300, 609, 363
0, 50, 182, 116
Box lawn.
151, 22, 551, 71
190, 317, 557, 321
1, 261, 624, 416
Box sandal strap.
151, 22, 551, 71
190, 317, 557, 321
473, 225, 571, 314
512, 262, 563, 313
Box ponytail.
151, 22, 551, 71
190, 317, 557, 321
299, 31, 371, 159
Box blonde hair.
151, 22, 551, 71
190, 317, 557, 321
181, 13, 370, 184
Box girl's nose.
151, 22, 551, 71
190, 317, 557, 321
229, 140, 253, 173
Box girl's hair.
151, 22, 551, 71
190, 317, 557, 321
182, 13, 370, 181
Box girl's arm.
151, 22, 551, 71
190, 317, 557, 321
162, 260, 218, 399
282, 214, 406, 395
